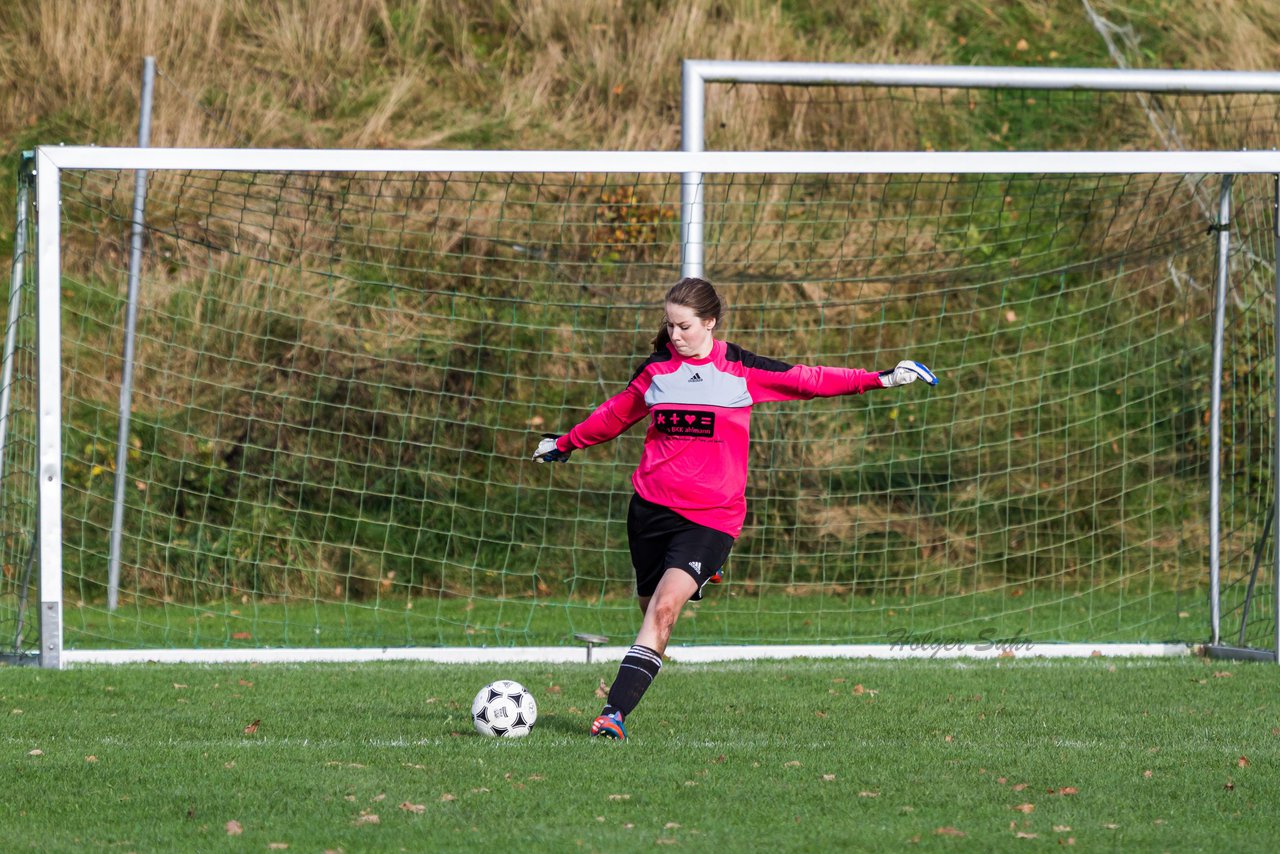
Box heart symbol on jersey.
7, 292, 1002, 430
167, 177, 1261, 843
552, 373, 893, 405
684, 415, 696, 424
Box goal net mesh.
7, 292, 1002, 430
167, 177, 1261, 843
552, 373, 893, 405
704, 85, 1280, 154
3, 162, 1276, 654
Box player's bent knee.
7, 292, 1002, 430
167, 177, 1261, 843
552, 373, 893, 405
648, 596, 683, 629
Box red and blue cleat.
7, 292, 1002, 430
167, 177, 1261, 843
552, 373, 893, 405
709, 568, 723, 584
590, 711, 627, 740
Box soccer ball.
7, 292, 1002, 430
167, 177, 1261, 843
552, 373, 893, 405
471, 680, 538, 738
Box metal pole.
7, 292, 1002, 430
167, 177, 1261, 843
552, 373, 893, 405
36, 147, 65, 669
1273, 174, 1280, 663
0, 155, 33, 489
681, 60, 1280, 94
107, 56, 155, 611
1209, 174, 1234, 647
680, 60, 705, 279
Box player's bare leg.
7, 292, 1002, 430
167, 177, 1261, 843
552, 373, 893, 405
592, 568, 697, 739
635, 567, 697, 655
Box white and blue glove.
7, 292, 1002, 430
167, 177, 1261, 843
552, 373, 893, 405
879, 360, 938, 388
532, 433, 573, 463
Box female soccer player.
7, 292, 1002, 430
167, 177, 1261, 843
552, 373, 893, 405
532, 277, 937, 740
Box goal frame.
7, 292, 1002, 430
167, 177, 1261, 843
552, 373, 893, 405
28, 145, 1280, 667
678, 60, 1280, 279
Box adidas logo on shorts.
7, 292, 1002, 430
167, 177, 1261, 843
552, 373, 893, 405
689, 561, 702, 572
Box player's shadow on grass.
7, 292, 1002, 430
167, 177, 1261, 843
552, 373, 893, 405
406, 707, 586, 738
528, 713, 589, 736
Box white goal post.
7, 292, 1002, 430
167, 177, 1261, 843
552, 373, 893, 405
678, 60, 1280, 278
22, 146, 1280, 667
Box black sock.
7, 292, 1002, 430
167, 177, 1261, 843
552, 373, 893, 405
602, 644, 663, 718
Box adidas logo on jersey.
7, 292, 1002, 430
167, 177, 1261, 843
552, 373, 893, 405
688, 372, 703, 382
689, 561, 702, 571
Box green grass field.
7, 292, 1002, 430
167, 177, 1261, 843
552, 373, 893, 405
3, 656, 1276, 852
57, 587, 1210, 651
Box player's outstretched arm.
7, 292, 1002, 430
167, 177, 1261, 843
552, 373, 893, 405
878, 360, 939, 388
532, 433, 573, 463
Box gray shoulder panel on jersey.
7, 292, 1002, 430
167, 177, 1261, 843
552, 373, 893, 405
643, 361, 752, 409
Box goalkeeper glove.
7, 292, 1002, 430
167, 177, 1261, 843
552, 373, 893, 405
532, 433, 573, 463
879, 360, 938, 388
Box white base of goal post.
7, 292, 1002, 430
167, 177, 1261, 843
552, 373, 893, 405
60, 642, 1194, 667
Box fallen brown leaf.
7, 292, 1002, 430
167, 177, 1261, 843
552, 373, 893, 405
935, 827, 966, 837
1237, 756, 1250, 768
1012, 803, 1035, 814
243, 719, 260, 735
225, 820, 243, 836
399, 801, 425, 814
595, 679, 609, 699
1015, 831, 1038, 839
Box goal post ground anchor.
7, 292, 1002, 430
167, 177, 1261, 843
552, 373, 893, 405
574, 633, 610, 664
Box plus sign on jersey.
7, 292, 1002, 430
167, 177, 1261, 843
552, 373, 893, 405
654, 409, 715, 437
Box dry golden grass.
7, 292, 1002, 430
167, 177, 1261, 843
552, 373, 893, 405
4, 0, 1280, 157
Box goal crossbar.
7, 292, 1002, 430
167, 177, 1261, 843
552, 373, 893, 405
34, 146, 1280, 175
682, 60, 1280, 94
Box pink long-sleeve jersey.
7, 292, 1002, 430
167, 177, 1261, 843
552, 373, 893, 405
555, 338, 884, 537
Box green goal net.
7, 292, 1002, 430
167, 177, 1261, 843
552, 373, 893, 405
7, 148, 1279, 662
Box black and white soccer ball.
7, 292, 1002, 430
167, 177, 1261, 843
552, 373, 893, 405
471, 680, 538, 738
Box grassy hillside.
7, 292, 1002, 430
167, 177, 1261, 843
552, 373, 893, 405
4, 0, 1280, 258
4, 1, 1280, 623
3, 1, 1280, 159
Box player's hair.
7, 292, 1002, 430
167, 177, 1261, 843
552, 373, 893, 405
652, 277, 724, 350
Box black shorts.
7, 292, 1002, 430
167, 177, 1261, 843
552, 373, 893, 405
627, 493, 735, 601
